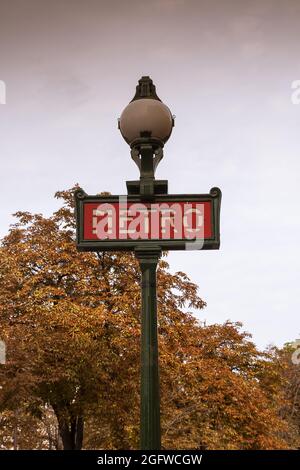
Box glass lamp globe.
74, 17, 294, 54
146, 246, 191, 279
119, 98, 173, 146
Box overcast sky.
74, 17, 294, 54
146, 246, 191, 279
0, 0, 300, 349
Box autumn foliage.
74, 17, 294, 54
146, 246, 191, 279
0, 188, 299, 449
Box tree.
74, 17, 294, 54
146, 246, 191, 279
0, 187, 295, 449
0, 406, 62, 450
274, 343, 300, 448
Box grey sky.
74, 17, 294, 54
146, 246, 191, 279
0, 0, 300, 349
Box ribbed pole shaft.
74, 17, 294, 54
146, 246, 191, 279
135, 245, 161, 450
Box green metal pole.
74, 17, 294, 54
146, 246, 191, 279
135, 245, 161, 450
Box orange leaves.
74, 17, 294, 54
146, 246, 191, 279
0, 187, 297, 449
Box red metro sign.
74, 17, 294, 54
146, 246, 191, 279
75, 187, 221, 251
84, 201, 211, 240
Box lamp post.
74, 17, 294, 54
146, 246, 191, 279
74, 76, 221, 451
119, 76, 174, 450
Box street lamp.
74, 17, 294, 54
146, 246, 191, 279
119, 76, 174, 199
74, 75, 221, 450
118, 76, 174, 450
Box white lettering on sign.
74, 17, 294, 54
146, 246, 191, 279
92, 204, 117, 239
120, 204, 149, 239
183, 207, 204, 238
91, 202, 205, 240
159, 204, 182, 238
